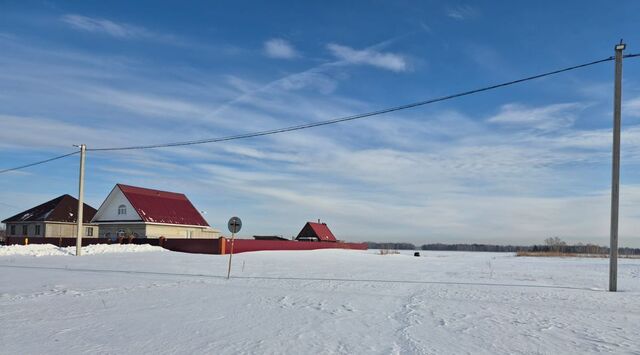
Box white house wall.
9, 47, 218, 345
92, 186, 141, 222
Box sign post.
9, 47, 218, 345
227, 216, 242, 279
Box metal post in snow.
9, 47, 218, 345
227, 232, 235, 279
75, 144, 86, 256
226, 216, 241, 279
609, 42, 625, 292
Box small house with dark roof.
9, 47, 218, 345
91, 184, 220, 239
296, 221, 337, 242
2, 194, 98, 238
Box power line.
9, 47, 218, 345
1, 53, 639, 174
90, 55, 626, 152
0, 151, 79, 174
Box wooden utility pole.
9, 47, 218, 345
75, 144, 86, 256
609, 42, 625, 292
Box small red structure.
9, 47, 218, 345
160, 221, 367, 254
296, 222, 337, 242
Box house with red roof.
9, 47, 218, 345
296, 221, 337, 242
2, 194, 98, 238
91, 184, 220, 239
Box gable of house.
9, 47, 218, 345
296, 222, 337, 242
91, 186, 142, 222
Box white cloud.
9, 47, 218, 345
624, 96, 640, 117
327, 43, 407, 72
0, 114, 121, 149
5, 30, 640, 246
61, 14, 150, 39
487, 103, 585, 131
446, 5, 480, 20
263, 38, 299, 59
79, 88, 214, 120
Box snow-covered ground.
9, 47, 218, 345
0, 245, 638, 354
0, 243, 164, 257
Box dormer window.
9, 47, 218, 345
118, 204, 126, 215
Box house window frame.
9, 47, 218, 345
22, 225, 28, 236
10, 225, 15, 235
86, 227, 93, 237
118, 204, 126, 215
35, 225, 41, 236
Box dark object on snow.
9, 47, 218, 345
414, 252, 420, 257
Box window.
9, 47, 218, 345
86, 227, 93, 237
10, 225, 15, 235
22, 225, 28, 236
35, 225, 41, 235
118, 204, 126, 215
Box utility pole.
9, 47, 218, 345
610, 42, 625, 292
75, 144, 86, 256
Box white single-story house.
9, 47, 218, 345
91, 184, 220, 239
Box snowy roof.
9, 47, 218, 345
296, 222, 337, 242
116, 184, 209, 227
1, 194, 97, 224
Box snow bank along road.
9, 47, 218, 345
0, 245, 638, 354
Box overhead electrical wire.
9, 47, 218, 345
1, 53, 639, 174
0, 151, 79, 174
88, 55, 624, 151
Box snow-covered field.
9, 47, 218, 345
0, 245, 638, 354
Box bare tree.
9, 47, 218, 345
544, 236, 566, 252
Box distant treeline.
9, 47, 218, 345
366, 242, 640, 255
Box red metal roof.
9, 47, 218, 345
296, 222, 337, 242
117, 184, 209, 226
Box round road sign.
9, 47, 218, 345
228, 216, 242, 234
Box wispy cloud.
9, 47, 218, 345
624, 96, 640, 117
446, 5, 480, 21
326, 43, 408, 72
4, 21, 640, 245
263, 38, 300, 59
61, 14, 151, 39
487, 103, 586, 131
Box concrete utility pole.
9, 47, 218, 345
610, 42, 625, 292
75, 144, 86, 256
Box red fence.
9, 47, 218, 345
2, 236, 367, 254
221, 238, 368, 254
159, 238, 219, 254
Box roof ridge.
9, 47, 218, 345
117, 183, 187, 196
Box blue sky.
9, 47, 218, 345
2, 1, 640, 246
